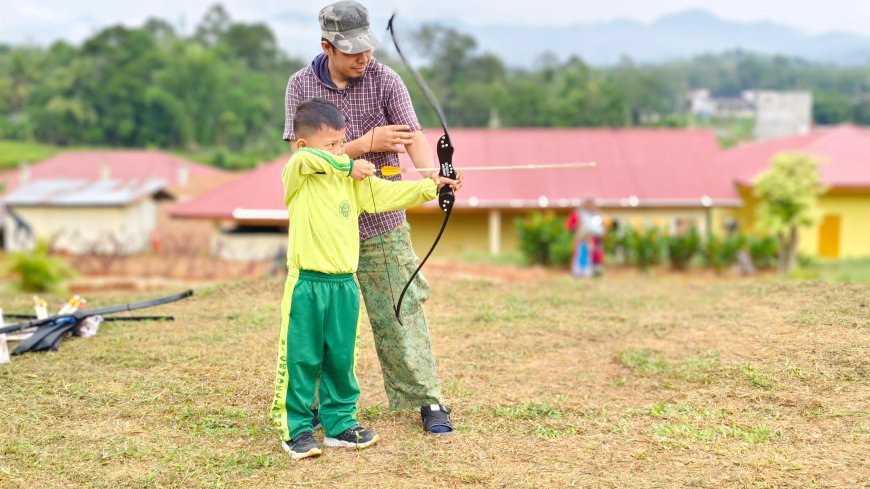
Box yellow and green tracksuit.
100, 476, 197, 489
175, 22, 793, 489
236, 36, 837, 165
270, 147, 437, 440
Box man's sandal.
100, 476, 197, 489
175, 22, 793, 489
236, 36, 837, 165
421, 404, 453, 434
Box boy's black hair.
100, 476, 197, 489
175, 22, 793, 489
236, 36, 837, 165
294, 98, 346, 139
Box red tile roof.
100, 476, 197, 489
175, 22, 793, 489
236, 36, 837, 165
171, 161, 285, 219
171, 128, 735, 220
7, 150, 224, 192
719, 125, 870, 189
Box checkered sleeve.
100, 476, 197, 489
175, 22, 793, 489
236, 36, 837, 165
283, 76, 304, 141
382, 68, 422, 132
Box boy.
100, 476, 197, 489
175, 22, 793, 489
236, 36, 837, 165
270, 98, 456, 459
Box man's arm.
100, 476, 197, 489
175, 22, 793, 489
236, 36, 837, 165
406, 131, 436, 174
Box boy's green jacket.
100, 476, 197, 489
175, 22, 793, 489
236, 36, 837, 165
282, 147, 437, 274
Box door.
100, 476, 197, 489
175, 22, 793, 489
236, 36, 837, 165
818, 215, 841, 259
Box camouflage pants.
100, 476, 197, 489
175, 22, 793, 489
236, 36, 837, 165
357, 222, 443, 409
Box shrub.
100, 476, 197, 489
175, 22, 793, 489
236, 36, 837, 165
748, 235, 779, 270
515, 212, 573, 268
603, 228, 625, 264
623, 226, 666, 271
8, 243, 75, 292
704, 233, 746, 273
667, 227, 702, 271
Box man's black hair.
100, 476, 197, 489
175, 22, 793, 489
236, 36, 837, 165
294, 98, 346, 139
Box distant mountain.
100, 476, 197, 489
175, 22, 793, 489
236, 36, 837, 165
274, 9, 870, 68
458, 9, 870, 67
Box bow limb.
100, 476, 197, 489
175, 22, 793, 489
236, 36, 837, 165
387, 14, 457, 324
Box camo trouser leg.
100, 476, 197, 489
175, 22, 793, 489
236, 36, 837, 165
357, 222, 443, 410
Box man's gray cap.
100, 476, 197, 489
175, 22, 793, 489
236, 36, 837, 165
319, 1, 381, 54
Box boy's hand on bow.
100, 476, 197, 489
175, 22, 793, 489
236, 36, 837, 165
429, 174, 459, 192
350, 159, 376, 181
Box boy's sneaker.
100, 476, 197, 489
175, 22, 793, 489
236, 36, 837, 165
282, 431, 322, 460
324, 425, 379, 449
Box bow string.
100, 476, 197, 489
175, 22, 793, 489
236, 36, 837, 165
387, 14, 457, 324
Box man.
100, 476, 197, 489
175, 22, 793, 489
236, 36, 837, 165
282, 0, 461, 434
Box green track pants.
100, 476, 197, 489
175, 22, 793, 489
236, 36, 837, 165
270, 269, 362, 440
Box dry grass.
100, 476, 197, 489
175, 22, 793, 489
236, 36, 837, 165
0, 268, 868, 488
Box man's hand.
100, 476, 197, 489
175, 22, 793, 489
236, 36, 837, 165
367, 125, 415, 153
350, 159, 376, 181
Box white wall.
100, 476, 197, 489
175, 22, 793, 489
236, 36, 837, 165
4, 201, 158, 255
213, 231, 287, 262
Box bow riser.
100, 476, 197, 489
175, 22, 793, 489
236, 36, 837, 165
437, 134, 456, 213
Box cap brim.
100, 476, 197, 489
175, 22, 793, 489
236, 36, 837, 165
331, 31, 381, 54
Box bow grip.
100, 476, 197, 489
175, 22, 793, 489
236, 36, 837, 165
436, 134, 456, 214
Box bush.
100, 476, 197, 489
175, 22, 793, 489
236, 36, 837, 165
623, 226, 666, 271
667, 227, 702, 271
8, 243, 75, 292
748, 235, 778, 270
704, 233, 746, 273
515, 212, 573, 268
603, 228, 624, 263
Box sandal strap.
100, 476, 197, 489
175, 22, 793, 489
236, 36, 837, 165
421, 404, 453, 430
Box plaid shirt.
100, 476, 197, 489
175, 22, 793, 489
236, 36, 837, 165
283, 56, 422, 241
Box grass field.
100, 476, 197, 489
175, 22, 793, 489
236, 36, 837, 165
0, 140, 59, 170
0, 268, 867, 487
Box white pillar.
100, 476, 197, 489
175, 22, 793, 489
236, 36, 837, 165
488, 210, 501, 256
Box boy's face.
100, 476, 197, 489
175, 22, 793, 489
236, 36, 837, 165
298, 126, 347, 156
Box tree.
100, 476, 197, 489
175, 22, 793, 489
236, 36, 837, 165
752, 152, 825, 276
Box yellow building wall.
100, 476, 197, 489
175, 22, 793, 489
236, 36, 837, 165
406, 206, 731, 259
727, 186, 870, 259
800, 192, 870, 259
407, 209, 526, 258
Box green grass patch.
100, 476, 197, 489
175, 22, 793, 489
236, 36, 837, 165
618, 348, 670, 374
0, 140, 59, 169
618, 349, 721, 384
493, 402, 562, 420
741, 363, 777, 390
793, 257, 870, 283
652, 422, 776, 443
457, 250, 528, 267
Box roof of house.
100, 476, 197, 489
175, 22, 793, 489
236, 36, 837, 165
719, 125, 870, 189
171, 128, 736, 221
4, 150, 225, 193
171, 161, 285, 219
4, 179, 168, 207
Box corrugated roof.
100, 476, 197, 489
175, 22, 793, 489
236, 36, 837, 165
719, 125, 870, 188
171, 128, 736, 220
4, 179, 168, 207
4, 150, 225, 194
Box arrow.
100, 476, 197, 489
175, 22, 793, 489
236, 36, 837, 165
378, 161, 597, 177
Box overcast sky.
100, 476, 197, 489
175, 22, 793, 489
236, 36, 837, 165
4, 0, 870, 57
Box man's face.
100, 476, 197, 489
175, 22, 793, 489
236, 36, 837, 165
322, 41, 372, 80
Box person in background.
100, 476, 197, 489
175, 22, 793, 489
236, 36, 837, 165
567, 198, 605, 278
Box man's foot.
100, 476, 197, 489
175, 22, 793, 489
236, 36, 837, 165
281, 431, 322, 460
421, 404, 453, 434
323, 426, 379, 449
